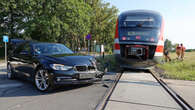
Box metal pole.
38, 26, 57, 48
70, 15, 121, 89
88, 40, 90, 55
93, 43, 96, 57
5, 42, 7, 70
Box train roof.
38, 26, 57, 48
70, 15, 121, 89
119, 10, 162, 18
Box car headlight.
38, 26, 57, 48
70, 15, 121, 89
50, 64, 73, 71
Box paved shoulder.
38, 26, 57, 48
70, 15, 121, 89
0, 62, 6, 66
0, 65, 24, 96
0, 64, 117, 110
164, 79, 195, 109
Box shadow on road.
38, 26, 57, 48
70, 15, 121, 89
0, 66, 7, 80
0, 67, 94, 98
0, 74, 7, 80
0, 66, 116, 98
0, 68, 6, 72
0, 77, 93, 98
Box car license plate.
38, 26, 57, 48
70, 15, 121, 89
79, 73, 95, 79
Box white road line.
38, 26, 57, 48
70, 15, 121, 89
0, 83, 23, 89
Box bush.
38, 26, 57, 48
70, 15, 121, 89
0, 47, 5, 59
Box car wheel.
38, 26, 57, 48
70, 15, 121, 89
34, 68, 54, 92
7, 64, 15, 79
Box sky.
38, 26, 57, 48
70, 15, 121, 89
105, 0, 195, 49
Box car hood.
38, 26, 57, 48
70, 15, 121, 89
43, 53, 95, 66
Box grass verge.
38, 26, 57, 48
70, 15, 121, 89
157, 52, 195, 81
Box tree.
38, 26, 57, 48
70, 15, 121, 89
86, 0, 118, 52
164, 39, 173, 51
0, 0, 118, 53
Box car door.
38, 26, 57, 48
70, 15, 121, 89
18, 43, 35, 79
10, 44, 25, 76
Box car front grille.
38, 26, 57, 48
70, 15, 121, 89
88, 66, 96, 71
75, 65, 96, 72
75, 66, 87, 71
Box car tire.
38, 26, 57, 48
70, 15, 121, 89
34, 68, 54, 92
7, 63, 15, 79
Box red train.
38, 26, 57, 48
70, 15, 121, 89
114, 10, 164, 69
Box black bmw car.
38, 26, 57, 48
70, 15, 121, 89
7, 41, 103, 92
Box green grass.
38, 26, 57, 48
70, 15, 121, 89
157, 52, 195, 81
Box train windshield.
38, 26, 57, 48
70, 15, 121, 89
120, 15, 161, 28
119, 15, 161, 43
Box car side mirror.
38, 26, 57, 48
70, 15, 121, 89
20, 50, 29, 55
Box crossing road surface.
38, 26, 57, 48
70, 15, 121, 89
0, 65, 117, 110
104, 71, 182, 110
0, 65, 185, 110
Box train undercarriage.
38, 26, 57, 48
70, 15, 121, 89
115, 44, 161, 69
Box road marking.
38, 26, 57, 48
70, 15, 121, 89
0, 83, 23, 89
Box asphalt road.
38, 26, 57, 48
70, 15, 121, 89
0, 65, 117, 110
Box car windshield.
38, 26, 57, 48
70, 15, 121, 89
33, 43, 73, 55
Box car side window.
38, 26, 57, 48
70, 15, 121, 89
14, 43, 31, 55
14, 44, 25, 54
22, 44, 31, 53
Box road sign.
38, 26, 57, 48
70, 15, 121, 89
101, 45, 104, 52
3, 35, 8, 69
86, 34, 91, 40
3, 35, 9, 42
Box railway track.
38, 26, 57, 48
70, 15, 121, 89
95, 72, 123, 110
149, 69, 194, 110
95, 69, 194, 110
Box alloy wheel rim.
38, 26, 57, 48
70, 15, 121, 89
35, 69, 49, 91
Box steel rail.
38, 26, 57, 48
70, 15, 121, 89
95, 72, 123, 110
95, 69, 193, 110
149, 69, 194, 110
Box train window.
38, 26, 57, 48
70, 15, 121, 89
120, 15, 161, 28
125, 16, 154, 22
